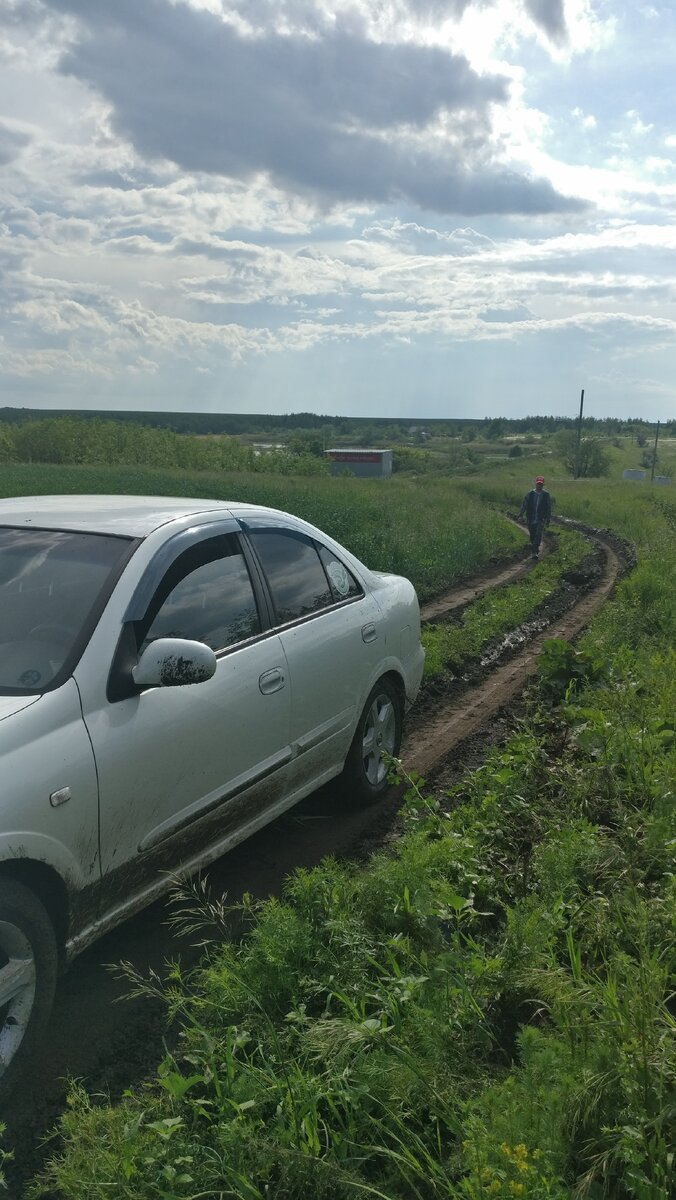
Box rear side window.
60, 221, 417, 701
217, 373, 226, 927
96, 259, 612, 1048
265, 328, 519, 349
317, 545, 363, 602
249, 530, 333, 623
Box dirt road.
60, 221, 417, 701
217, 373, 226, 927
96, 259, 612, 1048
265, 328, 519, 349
4, 520, 632, 1196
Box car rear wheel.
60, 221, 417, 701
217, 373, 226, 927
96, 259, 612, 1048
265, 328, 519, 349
341, 677, 402, 804
0, 880, 57, 1104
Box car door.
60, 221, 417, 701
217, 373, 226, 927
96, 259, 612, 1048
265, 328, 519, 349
76, 529, 293, 910
242, 522, 384, 794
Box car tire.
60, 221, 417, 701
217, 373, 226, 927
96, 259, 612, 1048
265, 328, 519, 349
340, 677, 403, 805
0, 879, 58, 1105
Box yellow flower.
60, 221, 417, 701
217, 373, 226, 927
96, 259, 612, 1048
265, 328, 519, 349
515, 1159, 530, 1173
500, 1142, 512, 1158
514, 1144, 528, 1159
481, 1167, 493, 1182
489, 1181, 502, 1194
532, 1148, 543, 1161
509, 1184, 524, 1196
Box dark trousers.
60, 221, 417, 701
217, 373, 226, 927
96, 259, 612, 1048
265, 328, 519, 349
528, 521, 545, 554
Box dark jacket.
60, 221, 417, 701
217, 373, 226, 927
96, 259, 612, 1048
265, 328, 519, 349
519, 488, 551, 524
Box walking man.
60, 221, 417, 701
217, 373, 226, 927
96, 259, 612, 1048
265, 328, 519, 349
517, 475, 552, 560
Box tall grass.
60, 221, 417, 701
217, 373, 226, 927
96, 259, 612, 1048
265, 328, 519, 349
0, 463, 523, 601
422, 525, 590, 677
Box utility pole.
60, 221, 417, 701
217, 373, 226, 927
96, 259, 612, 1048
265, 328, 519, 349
650, 420, 660, 482
574, 388, 584, 479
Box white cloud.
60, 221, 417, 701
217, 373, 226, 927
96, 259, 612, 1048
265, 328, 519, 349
0, 0, 673, 418
626, 110, 654, 137
572, 106, 597, 130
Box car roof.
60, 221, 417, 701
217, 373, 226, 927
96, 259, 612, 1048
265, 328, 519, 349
0, 495, 268, 537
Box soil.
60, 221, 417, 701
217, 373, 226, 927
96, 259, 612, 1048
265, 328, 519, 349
3, 519, 635, 1198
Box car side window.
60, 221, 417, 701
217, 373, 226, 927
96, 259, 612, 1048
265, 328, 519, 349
248, 530, 334, 624
316, 544, 363, 602
140, 535, 261, 652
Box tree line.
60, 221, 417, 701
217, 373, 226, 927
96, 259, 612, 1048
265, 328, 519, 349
1, 407, 671, 440
0, 417, 328, 476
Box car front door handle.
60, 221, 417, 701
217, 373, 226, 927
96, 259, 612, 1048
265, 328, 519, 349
361, 622, 377, 644
259, 667, 286, 695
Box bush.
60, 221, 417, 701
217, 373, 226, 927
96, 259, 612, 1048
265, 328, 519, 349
555, 430, 610, 478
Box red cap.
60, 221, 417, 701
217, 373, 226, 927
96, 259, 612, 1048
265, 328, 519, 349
535, 476, 545, 484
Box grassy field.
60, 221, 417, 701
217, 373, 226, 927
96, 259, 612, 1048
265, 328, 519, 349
0, 462, 524, 601
6, 458, 674, 1200
422, 525, 591, 677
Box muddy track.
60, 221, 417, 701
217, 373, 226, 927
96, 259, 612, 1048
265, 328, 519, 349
405, 519, 633, 779
5, 519, 633, 1197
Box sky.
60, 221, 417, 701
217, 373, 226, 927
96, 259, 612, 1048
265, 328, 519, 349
1, 0, 675, 421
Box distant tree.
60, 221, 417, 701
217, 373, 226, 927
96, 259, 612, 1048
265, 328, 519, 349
0, 426, 14, 461
555, 430, 610, 477
358, 426, 377, 448
486, 419, 505, 440
508, 444, 523, 458
392, 447, 432, 473
636, 432, 648, 447
288, 431, 324, 458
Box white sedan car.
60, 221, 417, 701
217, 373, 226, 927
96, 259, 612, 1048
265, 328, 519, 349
0, 495, 423, 1097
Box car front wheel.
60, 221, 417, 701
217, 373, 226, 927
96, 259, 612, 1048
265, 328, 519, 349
0, 879, 57, 1104
341, 677, 403, 804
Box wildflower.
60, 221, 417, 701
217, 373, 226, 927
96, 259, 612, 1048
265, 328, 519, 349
509, 1184, 524, 1197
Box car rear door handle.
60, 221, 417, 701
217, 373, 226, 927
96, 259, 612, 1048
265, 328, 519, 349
361, 622, 377, 644
259, 667, 286, 695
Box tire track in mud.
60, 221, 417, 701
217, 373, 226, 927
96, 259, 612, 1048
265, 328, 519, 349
419, 518, 549, 624
404, 531, 621, 778
4, 521, 631, 1197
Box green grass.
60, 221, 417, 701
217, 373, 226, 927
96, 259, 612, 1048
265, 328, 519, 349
0, 462, 523, 602
422, 525, 590, 677
17, 460, 676, 1200
35, 635, 675, 1199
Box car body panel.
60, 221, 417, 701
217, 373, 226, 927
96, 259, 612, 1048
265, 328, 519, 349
80, 633, 293, 901
0, 496, 424, 962
0, 681, 100, 892
0, 695, 41, 724
279, 597, 384, 788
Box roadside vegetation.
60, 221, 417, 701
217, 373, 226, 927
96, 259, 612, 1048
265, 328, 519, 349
1, 412, 674, 483
32, 475, 675, 1198
422, 525, 591, 678
0, 416, 327, 477
2, 421, 673, 1198
0, 462, 523, 602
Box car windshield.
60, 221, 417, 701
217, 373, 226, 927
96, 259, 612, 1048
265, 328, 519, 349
0, 527, 131, 693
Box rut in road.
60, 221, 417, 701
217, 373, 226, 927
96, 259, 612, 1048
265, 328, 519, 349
402, 524, 623, 780
419, 516, 548, 624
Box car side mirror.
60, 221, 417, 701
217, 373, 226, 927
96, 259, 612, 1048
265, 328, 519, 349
132, 638, 217, 688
